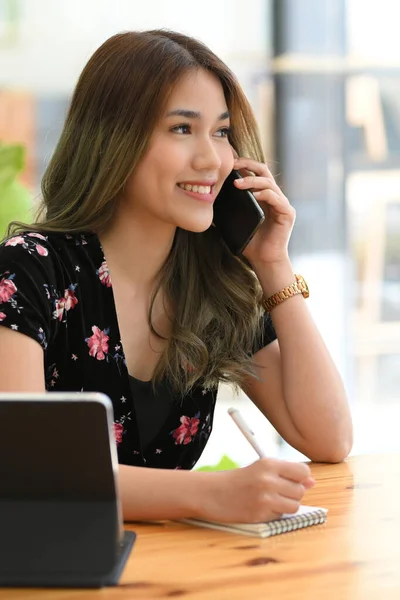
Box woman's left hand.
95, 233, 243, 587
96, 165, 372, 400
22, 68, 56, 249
233, 157, 296, 267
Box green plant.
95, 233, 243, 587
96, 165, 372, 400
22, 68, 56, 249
0, 141, 32, 240
196, 455, 240, 472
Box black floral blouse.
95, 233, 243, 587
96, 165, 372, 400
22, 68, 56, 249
0, 232, 277, 470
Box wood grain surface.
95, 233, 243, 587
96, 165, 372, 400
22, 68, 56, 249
2, 453, 399, 599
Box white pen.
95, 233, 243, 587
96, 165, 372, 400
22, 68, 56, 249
228, 407, 267, 459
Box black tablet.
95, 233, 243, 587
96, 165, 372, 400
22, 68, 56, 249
0, 392, 135, 588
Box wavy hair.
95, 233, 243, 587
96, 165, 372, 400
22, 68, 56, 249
9, 30, 266, 394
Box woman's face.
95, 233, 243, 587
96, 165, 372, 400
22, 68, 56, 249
124, 68, 235, 232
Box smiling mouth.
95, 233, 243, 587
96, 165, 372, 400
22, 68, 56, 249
177, 183, 213, 194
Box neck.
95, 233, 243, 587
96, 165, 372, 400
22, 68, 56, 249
99, 207, 176, 291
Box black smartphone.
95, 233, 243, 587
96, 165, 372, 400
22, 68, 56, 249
212, 170, 265, 255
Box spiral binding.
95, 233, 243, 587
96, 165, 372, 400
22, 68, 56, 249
265, 509, 326, 536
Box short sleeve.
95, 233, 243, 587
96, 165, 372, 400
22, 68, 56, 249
252, 311, 277, 354
0, 233, 58, 350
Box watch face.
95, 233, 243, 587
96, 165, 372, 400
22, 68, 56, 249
296, 275, 310, 298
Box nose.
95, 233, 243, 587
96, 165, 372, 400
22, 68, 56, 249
192, 136, 222, 172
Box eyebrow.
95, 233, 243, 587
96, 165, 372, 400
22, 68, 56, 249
166, 109, 230, 121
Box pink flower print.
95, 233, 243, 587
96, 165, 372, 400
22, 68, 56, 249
28, 233, 47, 240
36, 244, 48, 257
53, 286, 78, 321
98, 260, 111, 287
172, 415, 200, 445
0, 312, 6, 322
53, 299, 65, 321
86, 325, 109, 360
64, 287, 78, 311
5, 236, 25, 247
114, 422, 124, 446
0, 276, 17, 303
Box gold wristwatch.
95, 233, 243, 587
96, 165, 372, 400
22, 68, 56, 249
262, 274, 309, 312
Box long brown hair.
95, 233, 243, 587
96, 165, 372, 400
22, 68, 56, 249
9, 30, 267, 393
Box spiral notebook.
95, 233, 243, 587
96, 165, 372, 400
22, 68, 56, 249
180, 505, 328, 538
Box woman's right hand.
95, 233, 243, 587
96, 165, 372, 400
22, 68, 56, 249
199, 458, 315, 524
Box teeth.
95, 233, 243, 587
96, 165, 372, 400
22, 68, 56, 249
178, 183, 211, 194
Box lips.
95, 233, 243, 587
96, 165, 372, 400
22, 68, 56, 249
177, 181, 216, 204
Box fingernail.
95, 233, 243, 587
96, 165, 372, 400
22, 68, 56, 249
253, 191, 261, 197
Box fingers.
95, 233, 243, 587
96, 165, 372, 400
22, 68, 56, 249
261, 472, 311, 517
278, 479, 307, 502
256, 457, 311, 483
303, 476, 316, 490
276, 459, 312, 484
228, 459, 315, 523
263, 468, 308, 515
234, 173, 293, 216
267, 493, 301, 516
254, 191, 293, 216
256, 459, 314, 515
235, 175, 280, 194
233, 156, 271, 178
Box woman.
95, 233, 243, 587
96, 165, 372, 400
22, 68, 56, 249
0, 30, 352, 524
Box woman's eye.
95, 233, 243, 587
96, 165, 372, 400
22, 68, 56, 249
215, 127, 231, 138
171, 124, 191, 134
170, 124, 231, 137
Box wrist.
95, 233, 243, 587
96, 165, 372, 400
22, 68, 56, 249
253, 259, 296, 298
119, 464, 221, 521
187, 470, 223, 519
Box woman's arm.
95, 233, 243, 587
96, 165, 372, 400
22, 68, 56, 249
0, 327, 46, 391
0, 327, 315, 523
232, 155, 353, 463
118, 463, 211, 521
242, 260, 353, 464
118, 458, 313, 522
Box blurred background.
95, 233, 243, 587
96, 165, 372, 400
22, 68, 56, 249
0, 0, 399, 466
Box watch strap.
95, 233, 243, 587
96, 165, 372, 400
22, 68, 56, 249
262, 274, 309, 312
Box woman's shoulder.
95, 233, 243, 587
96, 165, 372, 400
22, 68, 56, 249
0, 230, 99, 261
0, 231, 102, 288
0, 230, 105, 342
0, 232, 56, 265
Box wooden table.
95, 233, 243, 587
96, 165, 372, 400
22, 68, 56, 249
2, 453, 400, 599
